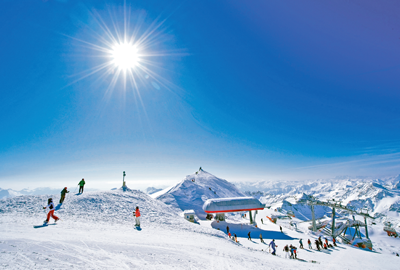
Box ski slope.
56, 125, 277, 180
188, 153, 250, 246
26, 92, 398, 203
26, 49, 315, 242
0, 188, 322, 269
1, 175, 400, 269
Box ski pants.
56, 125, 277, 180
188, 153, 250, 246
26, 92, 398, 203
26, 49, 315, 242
79, 186, 84, 193
60, 195, 65, 204
135, 216, 140, 226
46, 210, 58, 222
285, 252, 289, 259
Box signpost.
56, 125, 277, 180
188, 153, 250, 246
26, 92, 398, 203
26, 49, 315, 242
122, 171, 126, 187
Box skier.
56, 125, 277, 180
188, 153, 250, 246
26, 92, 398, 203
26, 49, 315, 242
59, 187, 69, 204
299, 238, 303, 249
323, 243, 327, 249
283, 245, 290, 259
234, 233, 238, 243
261, 218, 263, 224
289, 244, 294, 258
226, 225, 229, 234
259, 233, 265, 244
280, 226, 283, 233
308, 239, 312, 249
43, 198, 59, 224
269, 239, 277, 255
318, 236, 323, 247
248, 231, 251, 241
325, 238, 329, 247
293, 246, 298, 259
315, 239, 320, 251
333, 238, 337, 246
133, 206, 141, 227
78, 178, 85, 193
228, 232, 232, 239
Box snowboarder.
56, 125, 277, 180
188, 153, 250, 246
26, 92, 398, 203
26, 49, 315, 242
234, 233, 238, 243
133, 206, 141, 227
43, 198, 59, 224
59, 187, 69, 204
78, 178, 85, 193
280, 226, 283, 233
259, 233, 265, 244
308, 239, 312, 249
248, 231, 251, 241
283, 245, 290, 259
299, 238, 303, 249
269, 239, 277, 255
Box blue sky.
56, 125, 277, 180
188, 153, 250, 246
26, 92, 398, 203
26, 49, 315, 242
1, 0, 400, 190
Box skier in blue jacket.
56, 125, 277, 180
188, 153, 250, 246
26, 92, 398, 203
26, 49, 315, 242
269, 239, 277, 255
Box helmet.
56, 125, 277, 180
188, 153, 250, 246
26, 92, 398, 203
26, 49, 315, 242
64, 187, 67, 189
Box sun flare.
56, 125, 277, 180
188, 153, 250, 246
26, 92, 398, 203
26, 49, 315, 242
111, 43, 139, 70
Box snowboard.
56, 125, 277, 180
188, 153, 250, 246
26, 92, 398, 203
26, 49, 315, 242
134, 225, 142, 231
33, 223, 57, 229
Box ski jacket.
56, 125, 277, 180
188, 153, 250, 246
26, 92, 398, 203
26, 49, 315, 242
61, 189, 69, 195
269, 241, 276, 248
45, 202, 55, 211
135, 209, 140, 217
79, 180, 85, 186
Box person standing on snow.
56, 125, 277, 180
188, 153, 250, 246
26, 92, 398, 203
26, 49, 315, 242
283, 245, 290, 259
43, 198, 59, 224
59, 187, 69, 204
133, 206, 141, 226
269, 239, 277, 255
234, 233, 238, 243
226, 225, 229, 234
280, 226, 283, 233
261, 218, 263, 224
315, 239, 320, 251
78, 178, 85, 193
333, 238, 337, 246
248, 231, 251, 241
259, 233, 265, 243
308, 239, 312, 249
299, 238, 303, 249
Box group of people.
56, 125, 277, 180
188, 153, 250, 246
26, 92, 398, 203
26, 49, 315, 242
43, 178, 86, 224
314, 236, 336, 250
280, 237, 337, 259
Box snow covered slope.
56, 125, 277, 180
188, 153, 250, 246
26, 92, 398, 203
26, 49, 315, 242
153, 170, 246, 219
0, 188, 320, 269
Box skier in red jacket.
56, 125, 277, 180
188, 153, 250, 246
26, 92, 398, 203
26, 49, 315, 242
133, 206, 141, 227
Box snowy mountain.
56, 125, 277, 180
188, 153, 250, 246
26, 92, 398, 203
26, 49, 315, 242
236, 176, 400, 226
1, 185, 399, 269
153, 170, 246, 219
0, 187, 98, 199
145, 186, 163, 195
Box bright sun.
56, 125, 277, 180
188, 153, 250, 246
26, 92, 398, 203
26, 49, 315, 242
111, 43, 139, 70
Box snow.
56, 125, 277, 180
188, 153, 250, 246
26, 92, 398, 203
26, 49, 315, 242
1, 172, 400, 269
